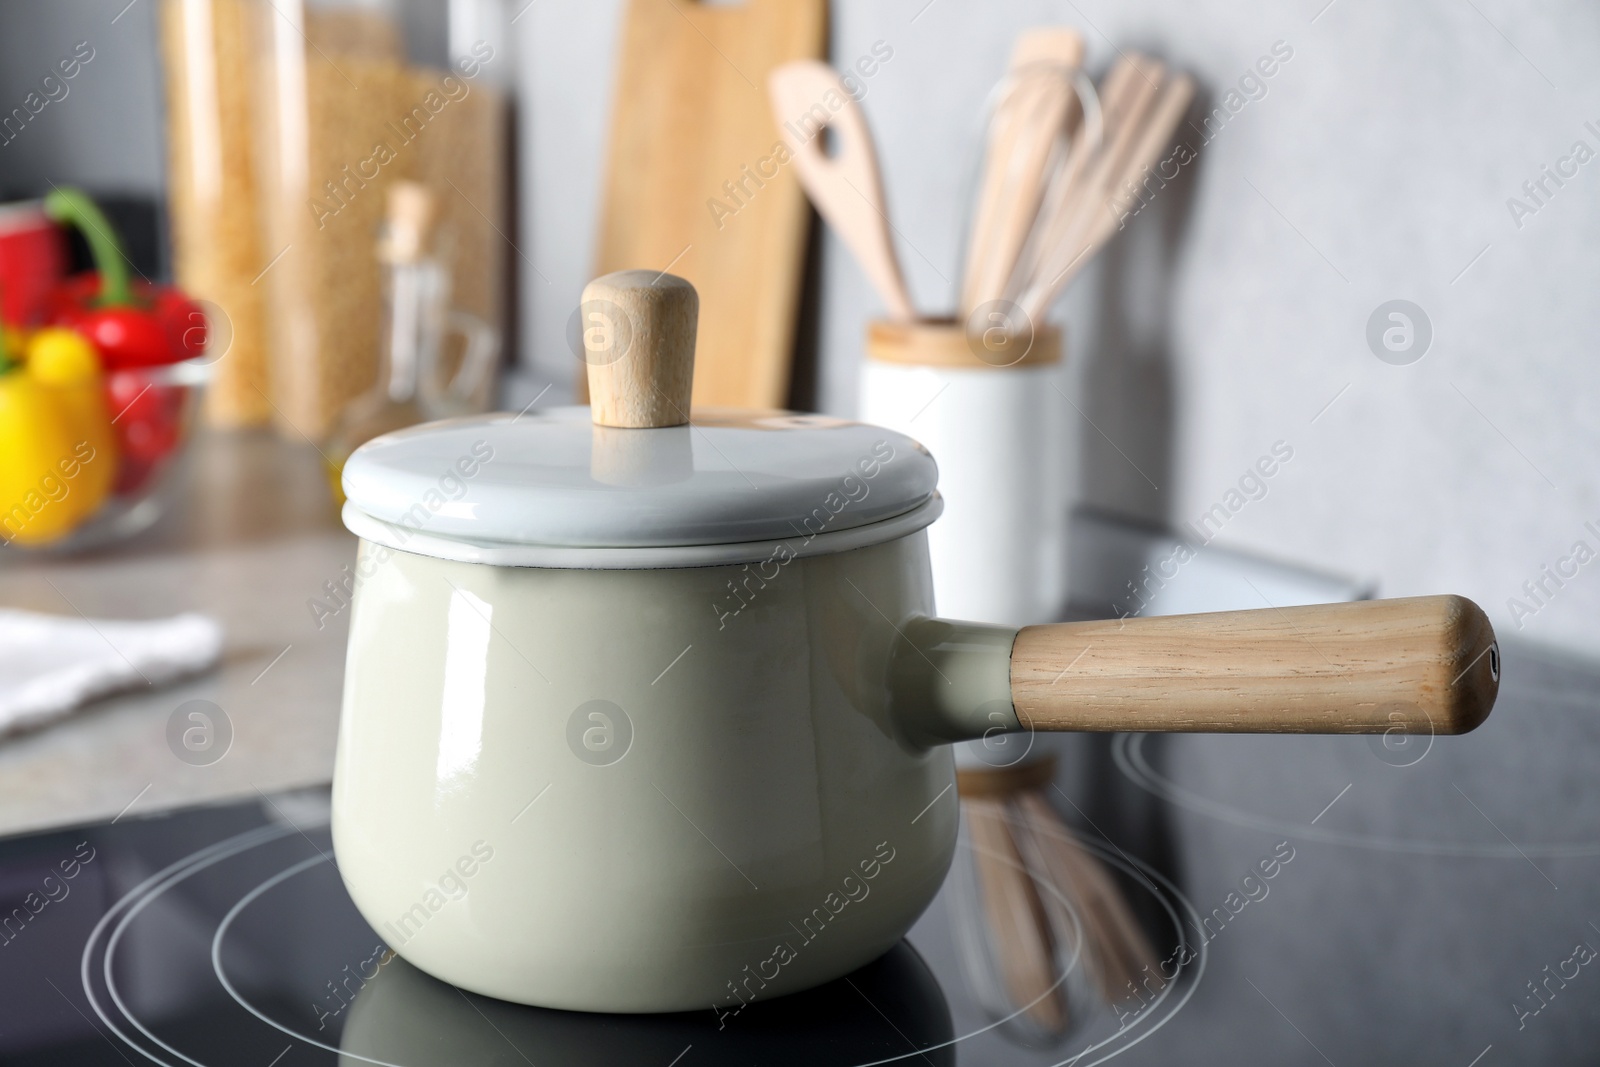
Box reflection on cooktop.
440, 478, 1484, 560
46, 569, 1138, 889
339, 946, 950, 1066
0, 793, 1196, 1066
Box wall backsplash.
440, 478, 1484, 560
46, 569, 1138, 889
516, 0, 1599, 658
2, 0, 1593, 657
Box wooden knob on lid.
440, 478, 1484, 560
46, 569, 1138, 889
582, 270, 698, 428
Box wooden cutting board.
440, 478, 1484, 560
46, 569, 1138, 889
586, 0, 826, 410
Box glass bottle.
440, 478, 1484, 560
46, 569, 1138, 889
323, 181, 497, 503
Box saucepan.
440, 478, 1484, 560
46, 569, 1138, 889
332, 271, 1499, 1013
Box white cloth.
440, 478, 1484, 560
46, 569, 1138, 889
0, 610, 224, 736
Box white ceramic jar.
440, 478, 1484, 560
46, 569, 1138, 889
859, 318, 1067, 627
332, 272, 1499, 1013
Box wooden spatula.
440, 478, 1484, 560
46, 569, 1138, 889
769, 60, 915, 321
1016, 58, 1194, 322
959, 28, 1085, 319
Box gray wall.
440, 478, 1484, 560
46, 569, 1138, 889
5, 0, 1598, 661
0, 0, 164, 196
516, 0, 1600, 661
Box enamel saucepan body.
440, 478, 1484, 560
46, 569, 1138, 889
334, 527, 967, 1013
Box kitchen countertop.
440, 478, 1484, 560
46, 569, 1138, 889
0, 430, 356, 837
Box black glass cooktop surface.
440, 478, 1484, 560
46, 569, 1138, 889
2, 637, 1597, 1066
0, 789, 1200, 1067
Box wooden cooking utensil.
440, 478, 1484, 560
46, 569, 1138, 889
959, 28, 1086, 319
1005, 55, 1137, 304
587, 0, 825, 410
1009, 53, 1199, 324
1001, 71, 1105, 307
769, 61, 915, 321
1010, 55, 1161, 315
1107, 74, 1195, 209
1019, 69, 1195, 320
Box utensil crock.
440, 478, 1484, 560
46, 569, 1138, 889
333, 271, 1500, 1013
860, 317, 1067, 625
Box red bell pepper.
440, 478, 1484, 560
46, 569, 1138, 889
0, 201, 66, 325
41, 188, 207, 370
105, 367, 189, 494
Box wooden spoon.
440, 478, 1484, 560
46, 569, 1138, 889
769, 61, 915, 321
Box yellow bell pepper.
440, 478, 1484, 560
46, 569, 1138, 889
0, 327, 117, 545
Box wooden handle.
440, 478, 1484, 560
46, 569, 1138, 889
1010, 596, 1499, 734
768, 61, 915, 321
583, 270, 697, 428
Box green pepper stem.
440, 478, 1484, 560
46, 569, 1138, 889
0, 318, 11, 375
43, 188, 133, 307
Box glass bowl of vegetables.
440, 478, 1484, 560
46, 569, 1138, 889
0, 189, 212, 554
73, 357, 211, 548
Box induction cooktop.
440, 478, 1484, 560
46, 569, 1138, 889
0, 788, 1196, 1067
4, 633, 1597, 1065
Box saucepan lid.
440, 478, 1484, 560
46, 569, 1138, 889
340, 271, 940, 568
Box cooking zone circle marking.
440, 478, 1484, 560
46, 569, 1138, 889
79, 823, 298, 1067
77, 818, 1204, 1066
210, 854, 408, 1067
1114, 733, 1600, 857
208, 835, 1206, 1067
